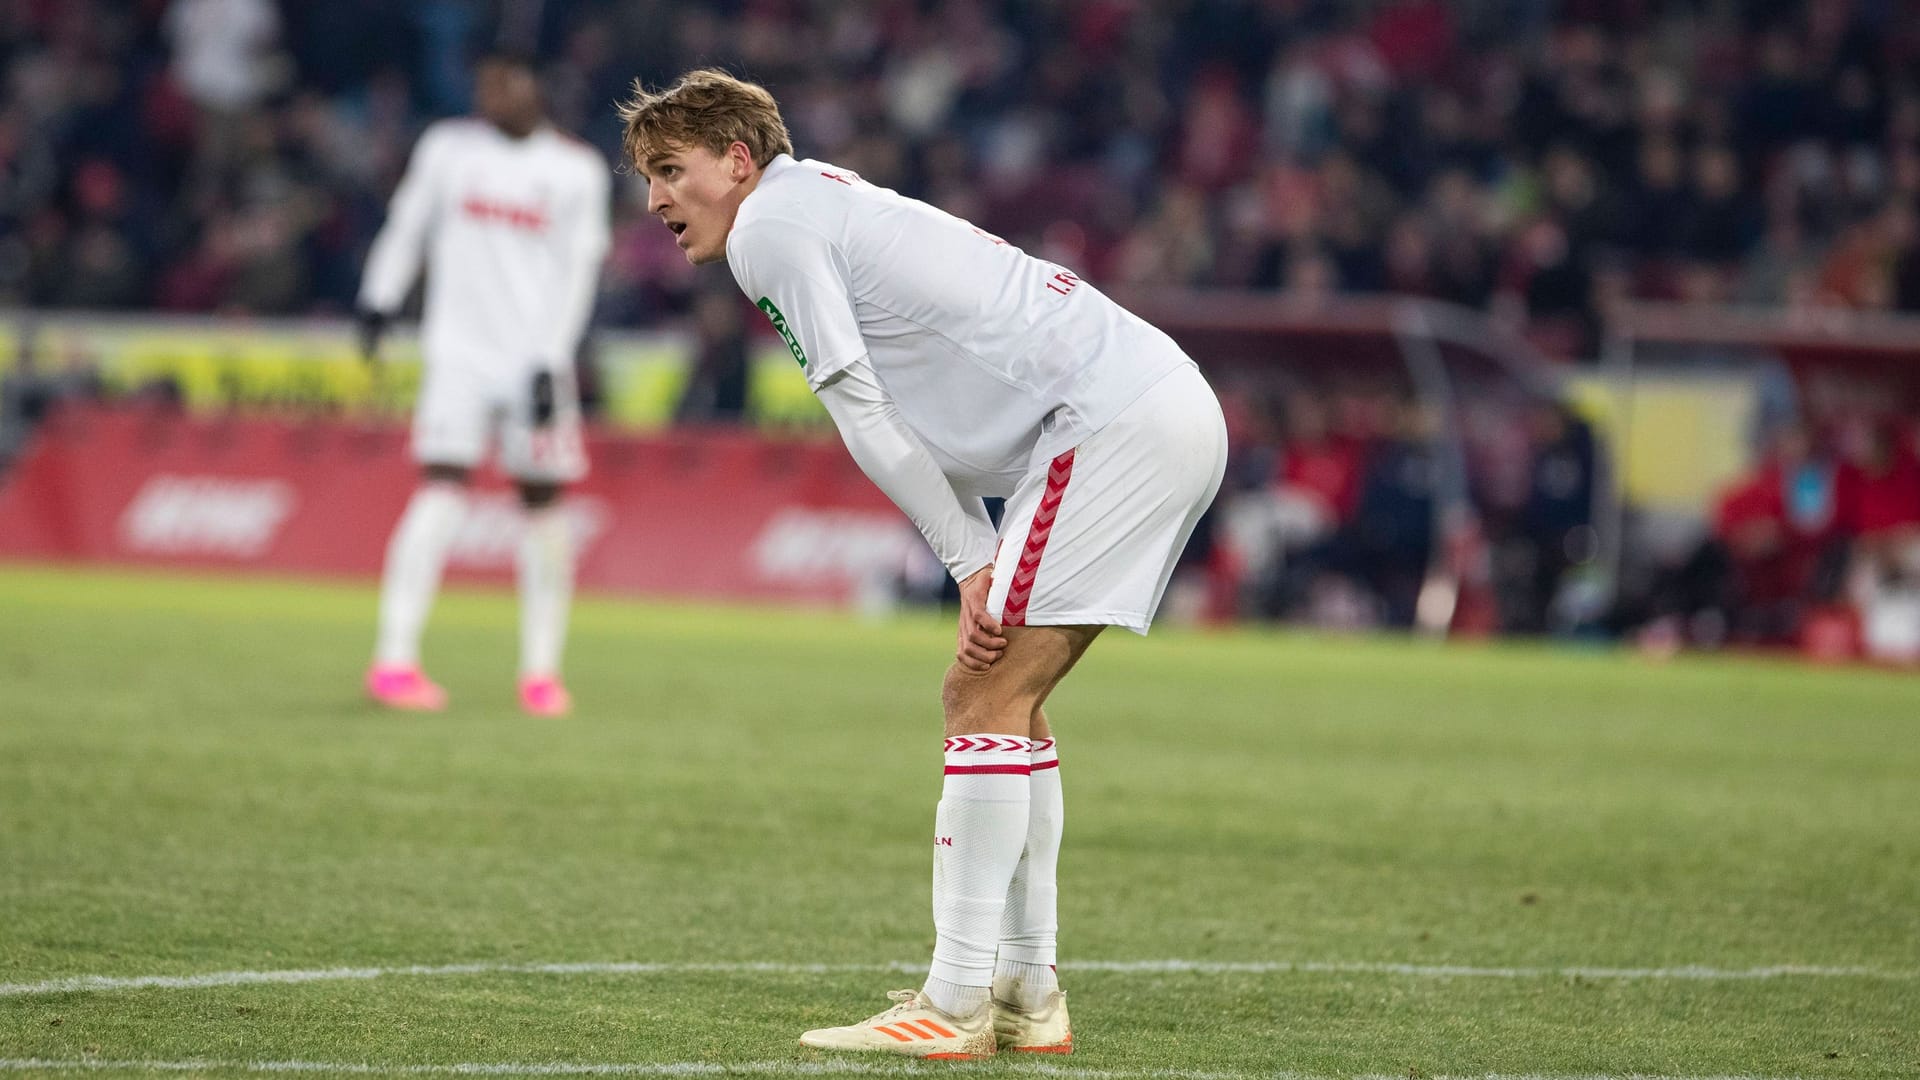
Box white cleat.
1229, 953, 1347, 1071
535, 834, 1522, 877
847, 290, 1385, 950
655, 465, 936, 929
799, 989, 995, 1059
992, 985, 1073, 1054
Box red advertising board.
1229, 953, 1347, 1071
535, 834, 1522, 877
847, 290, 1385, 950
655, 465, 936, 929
0, 407, 922, 604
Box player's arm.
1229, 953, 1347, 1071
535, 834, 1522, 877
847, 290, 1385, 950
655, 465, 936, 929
728, 217, 997, 584
815, 360, 998, 583
817, 360, 1007, 670
356, 126, 447, 360
541, 155, 613, 366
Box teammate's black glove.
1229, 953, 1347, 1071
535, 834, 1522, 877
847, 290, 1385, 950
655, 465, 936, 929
356, 308, 389, 363
530, 369, 556, 426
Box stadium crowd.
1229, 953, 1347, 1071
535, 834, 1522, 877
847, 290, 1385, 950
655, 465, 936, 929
3, 0, 1920, 340
4, 0, 1920, 652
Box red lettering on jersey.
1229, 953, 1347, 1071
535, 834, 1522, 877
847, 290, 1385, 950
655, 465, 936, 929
461, 195, 549, 232
820, 171, 856, 186
935, 837, 953, 846
1043, 271, 1081, 296
971, 226, 1008, 246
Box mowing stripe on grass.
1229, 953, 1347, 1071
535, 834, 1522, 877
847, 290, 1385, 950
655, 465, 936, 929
0, 1061, 1823, 1080
3, 958, 1914, 998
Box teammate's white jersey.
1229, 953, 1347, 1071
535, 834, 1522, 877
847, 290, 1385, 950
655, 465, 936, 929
726, 154, 1187, 497
360, 118, 610, 377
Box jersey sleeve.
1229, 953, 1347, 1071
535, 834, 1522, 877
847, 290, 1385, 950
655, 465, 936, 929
815, 357, 999, 582
538, 152, 612, 364
357, 125, 449, 314
726, 216, 866, 391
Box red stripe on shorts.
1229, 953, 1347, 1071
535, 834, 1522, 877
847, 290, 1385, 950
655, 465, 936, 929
1001, 449, 1076, 627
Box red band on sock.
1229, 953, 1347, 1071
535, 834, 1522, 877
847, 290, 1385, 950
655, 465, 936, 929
944, 764, 1033, 775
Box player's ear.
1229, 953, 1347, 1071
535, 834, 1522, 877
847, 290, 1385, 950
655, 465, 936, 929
729, 141, 753, 181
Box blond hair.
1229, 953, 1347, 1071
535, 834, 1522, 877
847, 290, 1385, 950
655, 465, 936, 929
616, 68, 793, 172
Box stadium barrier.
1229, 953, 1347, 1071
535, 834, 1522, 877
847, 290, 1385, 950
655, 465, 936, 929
9, 302, 1917, 644
0, 311, 827, 430
0, 405, 920, 606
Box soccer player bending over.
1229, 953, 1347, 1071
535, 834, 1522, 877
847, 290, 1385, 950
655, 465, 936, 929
618, 70, 1227, 1059
358, 50, 610, 717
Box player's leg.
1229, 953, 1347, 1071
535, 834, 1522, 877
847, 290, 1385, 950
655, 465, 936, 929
925, 624, 1096, 1015
514, 478, 574, 717
501, 368, 587, 717
988, 361, 1230, 1051
368, 463, 471, 710
993, 698, 1068, 1050
368, 363, 483, 710
800, 624, 1094, 1060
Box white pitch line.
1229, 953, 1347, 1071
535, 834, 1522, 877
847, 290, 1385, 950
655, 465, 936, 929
0, 1062, 1822, 1080
1068, 960, 1917, 980
2, 958, 1914, 999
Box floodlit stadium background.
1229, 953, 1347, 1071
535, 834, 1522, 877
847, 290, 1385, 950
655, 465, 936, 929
4, 1, 1920, 657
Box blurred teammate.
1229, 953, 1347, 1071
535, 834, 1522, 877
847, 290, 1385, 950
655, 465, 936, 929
359, 51, 610, 717
618, 71, 1227, 1058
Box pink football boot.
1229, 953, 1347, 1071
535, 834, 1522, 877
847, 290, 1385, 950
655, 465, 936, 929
365, 664, 448, 711
518, 675, 573, 718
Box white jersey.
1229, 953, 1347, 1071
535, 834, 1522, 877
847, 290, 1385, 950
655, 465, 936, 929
726, 154, 1187, 496
360, 118, 610, 377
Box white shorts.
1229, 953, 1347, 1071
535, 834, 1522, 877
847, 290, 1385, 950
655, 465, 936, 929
412, 362, 587, 484
987, 363, 1227, 634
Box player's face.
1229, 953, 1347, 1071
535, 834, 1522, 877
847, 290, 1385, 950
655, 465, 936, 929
476, 60, 541, 136
644, 142, 754, 265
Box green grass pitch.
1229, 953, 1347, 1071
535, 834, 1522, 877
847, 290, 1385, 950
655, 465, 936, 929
1, 565, 1916, 1079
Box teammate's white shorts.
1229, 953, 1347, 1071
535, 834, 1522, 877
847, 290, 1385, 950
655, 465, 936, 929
411, 361, 587, 484
986, 363, 1227, 634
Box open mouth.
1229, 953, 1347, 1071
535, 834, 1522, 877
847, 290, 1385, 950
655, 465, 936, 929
668, 221, 687, 237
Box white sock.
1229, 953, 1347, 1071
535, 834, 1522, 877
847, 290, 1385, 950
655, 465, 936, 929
921, 975, 989, 1018
997, 737, 1062, 1010
373, 483, 466, 667
926, 734, 1032, 1017
517, 502, 575, 678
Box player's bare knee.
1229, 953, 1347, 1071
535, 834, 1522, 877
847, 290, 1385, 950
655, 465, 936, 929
941, 661, 1033, 732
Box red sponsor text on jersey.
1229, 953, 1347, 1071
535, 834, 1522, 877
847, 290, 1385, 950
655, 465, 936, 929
460, 194, 549, 232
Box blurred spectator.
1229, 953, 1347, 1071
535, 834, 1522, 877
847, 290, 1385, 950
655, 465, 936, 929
1712, 424, 1841, 643
1516, 402, 1598, 633
674, 282, 751, 424
1833, 418, 1920, 661
1333, 400, 1439, 627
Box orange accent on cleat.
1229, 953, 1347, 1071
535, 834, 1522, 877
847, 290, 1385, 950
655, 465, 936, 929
366, 664, 447, 711
799, 989, 995, 1058
913, 1020, 958, 1039
518, 675, 572, 718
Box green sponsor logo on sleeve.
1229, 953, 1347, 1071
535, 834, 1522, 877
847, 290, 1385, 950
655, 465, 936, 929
756, 297, 809, 369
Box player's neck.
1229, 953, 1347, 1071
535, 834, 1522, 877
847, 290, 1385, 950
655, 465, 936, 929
735, 165, 765, 204
492, 115, 544, 140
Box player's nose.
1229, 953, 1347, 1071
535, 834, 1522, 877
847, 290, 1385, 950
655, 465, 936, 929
647, 180, 671, 216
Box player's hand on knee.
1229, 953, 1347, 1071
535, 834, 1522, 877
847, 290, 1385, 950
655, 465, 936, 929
956, 565, 1006, 671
